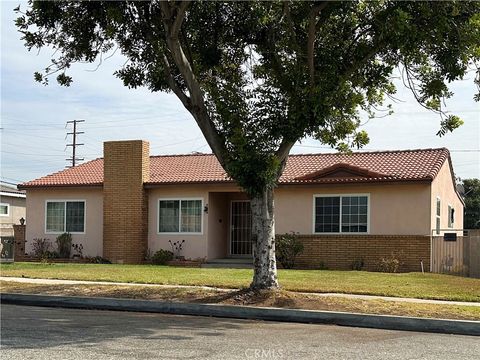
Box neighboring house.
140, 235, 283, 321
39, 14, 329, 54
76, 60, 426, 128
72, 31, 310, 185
18, 140, 464, 271
0, 184, 26, 237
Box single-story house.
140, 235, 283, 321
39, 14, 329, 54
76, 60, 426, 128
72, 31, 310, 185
1, 184, 26, 237
18, 140, 464, 271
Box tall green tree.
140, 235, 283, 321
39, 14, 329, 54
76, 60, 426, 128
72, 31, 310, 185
16, 1, 480, 289
463, 179, 480, 229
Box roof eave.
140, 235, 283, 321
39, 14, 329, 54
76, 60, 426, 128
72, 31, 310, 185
279, 177, 434, 185
0, 191, 26, 198
18, 183, 103, 190
144, 180, 234, 188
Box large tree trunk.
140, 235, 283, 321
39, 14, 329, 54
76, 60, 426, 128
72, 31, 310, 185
250, 186, 279, 290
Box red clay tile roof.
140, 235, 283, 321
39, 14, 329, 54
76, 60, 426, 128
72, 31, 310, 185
19, 148, 450, 189
19, 159, 105, 188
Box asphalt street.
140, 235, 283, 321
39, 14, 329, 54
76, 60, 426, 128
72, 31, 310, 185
1, 304, 479, 360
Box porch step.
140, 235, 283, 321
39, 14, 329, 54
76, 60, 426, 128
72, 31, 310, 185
201, 257, 253, 269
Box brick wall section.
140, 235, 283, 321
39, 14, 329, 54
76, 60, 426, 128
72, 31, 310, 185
294, 235, 431, 272
13, 224, 26, 260
103, 140, 150, 263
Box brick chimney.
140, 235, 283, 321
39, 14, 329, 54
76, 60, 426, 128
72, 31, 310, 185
103, 140, 150, 263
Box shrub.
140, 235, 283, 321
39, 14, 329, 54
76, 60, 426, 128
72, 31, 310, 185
152, 249, 174, 265
168, 240, 185, 259
318, 261, 329, 270
85, 256, 111, 264
275, 232, 304, 269
376, 251, 404, 273
44, 250, 59, 259
71, 243, 84, 258
56, 232, 72, 258
31, 238, 51, 259
350, 258, 365, 271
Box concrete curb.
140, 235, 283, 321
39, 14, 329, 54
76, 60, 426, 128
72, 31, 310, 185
2, 293, 479, 336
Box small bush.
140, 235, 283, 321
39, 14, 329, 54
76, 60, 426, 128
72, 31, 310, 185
56, 232, 72, 258
318, 261, 329, 270
38, 250, 59, 263
152, 249, 174, 265
168, 239, 185, 259
276, 232, 304, 269
31, 238, 51, 259
46, 250, 59, 258
71, 243, 84, 258
350, 258, 365, 271
85, 256, 111, 264
376, 251, 404, 273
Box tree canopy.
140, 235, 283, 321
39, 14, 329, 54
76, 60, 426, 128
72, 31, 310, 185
463, 179, 480, 229
15, 1, 480, 289
16, 1, 480, 196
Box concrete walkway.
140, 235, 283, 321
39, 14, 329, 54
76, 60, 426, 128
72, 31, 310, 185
1, 276, 479, 307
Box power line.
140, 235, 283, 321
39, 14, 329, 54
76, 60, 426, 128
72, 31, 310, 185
293, 144, 480, 152
1, 176, 25, 183
0, 179, 20, 186
0, 150, 67, 157
66, 120, 85, 167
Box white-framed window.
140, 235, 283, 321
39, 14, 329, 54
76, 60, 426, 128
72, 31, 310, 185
313, 194, 369, 234
435, 197, 441, 235
45, 200, 85, 233
158, 198, 203, 234
0, 203, 9, 217
448, 205, 454, 228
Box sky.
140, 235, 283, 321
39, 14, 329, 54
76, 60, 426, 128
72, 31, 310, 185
1, 1, 479, 185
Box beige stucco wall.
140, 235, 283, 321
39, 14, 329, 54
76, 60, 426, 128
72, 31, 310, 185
207, 192, 229, 259
24, 188, 103, 257
0, 196, 26, 237
147, 184, 244, 260
148, 181, 433, 260
430, 159, 464, 233
275, 182, 432, 236
148, 186, 209, 260
23, 176, 445, 260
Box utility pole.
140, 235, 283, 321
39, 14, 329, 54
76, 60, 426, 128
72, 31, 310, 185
66, 120, 85, 167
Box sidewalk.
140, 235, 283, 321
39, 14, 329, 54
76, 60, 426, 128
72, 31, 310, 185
2, 276, 479, 307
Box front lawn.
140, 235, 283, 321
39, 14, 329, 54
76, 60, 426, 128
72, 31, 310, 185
1, 262, 479, 302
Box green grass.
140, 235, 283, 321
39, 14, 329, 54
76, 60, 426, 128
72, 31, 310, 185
1, 262, 479, 302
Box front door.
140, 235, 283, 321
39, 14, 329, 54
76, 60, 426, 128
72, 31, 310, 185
230, 200, 253, 256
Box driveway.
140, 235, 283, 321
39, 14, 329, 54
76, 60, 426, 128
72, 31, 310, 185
1, 304, 479, 360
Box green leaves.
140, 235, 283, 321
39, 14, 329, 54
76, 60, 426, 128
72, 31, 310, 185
56, 73, 72, 87
437, 115, 464, 137
16, 1, 480, 195
462, 178, 480, 229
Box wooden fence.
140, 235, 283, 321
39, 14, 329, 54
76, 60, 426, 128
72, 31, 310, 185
431, 229, 480, 278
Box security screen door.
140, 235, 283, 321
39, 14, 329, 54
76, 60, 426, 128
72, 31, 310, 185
230, 201, 253, 256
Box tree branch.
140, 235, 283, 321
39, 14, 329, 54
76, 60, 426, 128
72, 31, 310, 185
282, 2, 301, 53
341, 41, 385, 80
307, 2, 328, 84
275, 139, 295, 162
159, 1, 228, 166
162, 54, 191, 109
171, 1, 190, 38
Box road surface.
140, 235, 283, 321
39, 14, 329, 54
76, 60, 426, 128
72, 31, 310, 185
1, 304, 479, 359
